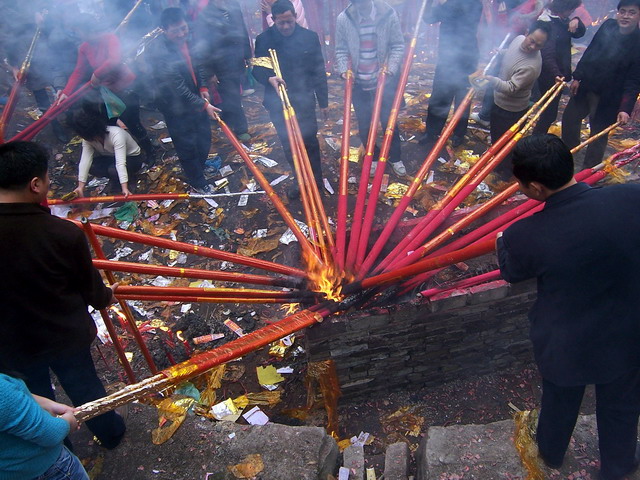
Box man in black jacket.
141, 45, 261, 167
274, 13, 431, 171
192, 0, 253, 141
533, 0, 585, 134
497, 134, 640, 480
561, 0, 640, 168
0, 141, 125, 449
147, 7, 221, 193
253, 0, 328, 195
421, 0, 483, 149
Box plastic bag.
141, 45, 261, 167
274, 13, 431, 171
99, 86, 126, 119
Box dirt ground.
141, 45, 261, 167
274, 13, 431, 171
5, 44, 636, 478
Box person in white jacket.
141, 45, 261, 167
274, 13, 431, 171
70, 109, 143, 198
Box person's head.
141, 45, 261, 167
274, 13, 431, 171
511, 134, 575, 199
0, 142, 50, 202
616, 0, 640, 34
161, 7, 189, 44
351, 0, 374, 15
272, 0, 297, 37
520, 20, 551, 53
548, 0, 582, 18
69, 14, 105, 42
71, 109, 109, 142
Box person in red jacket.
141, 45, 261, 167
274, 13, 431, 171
56, 14, 155, 160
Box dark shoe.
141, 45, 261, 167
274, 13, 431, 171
287, 186, 300, 200
539, 452, 563, 470
598, 445, 640, 480
451, 135, 465, 148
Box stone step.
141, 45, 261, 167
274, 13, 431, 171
416, 414, 640, 480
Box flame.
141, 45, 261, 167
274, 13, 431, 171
304, 253, 353, 303
280, 303, 300, 315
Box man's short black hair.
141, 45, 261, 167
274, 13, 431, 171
71, 109, 109, 142
0, 141, 49, 191
548, 0, 582, 14
512, 134, 574, 190
271, 0, 296, 18
618, 0, 640, 9
160, 7, 186, 30
529, 19, 552, 37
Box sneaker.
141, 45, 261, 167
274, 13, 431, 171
391, 160, 407, 176
369, 161, 378, 177
470, 112, 490, 128
237, 133, 251, 142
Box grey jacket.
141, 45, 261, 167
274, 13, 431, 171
335, 1, 405, 77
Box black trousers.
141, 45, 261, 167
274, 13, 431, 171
19, 347, 126, 449
537, 369, 640, 479
424, 67, 471, 142
162, 109, 212, 189
214, 70, 249, 135
561, 91, 615, 169
352, 77, 402, 164
114, 89, 154, 153
268, 104, 323, 188
490, 103, 527, 178
89, 154, 143, 189
532, 79, 562, 135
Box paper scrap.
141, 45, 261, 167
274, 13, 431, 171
276, 367, 294, 374
256, 365, 284, 388
269, 174, 289, 186
338, 467, 350, 480
160, 137, 173, 143
323, 178, 334, 194
237, 194, 249, 206
210, 398, 240, 421
242, 406, 269, 425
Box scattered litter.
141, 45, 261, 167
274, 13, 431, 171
348, 176, 357, 184
323, 178, 334, 194
50, 205, 72, 219
380, 174, 389, 192
111, 247, 133, 261
324, 137, 339, 151
252, 229, 268, 238
237, 194, 249, 206
151, 276, 172, 287
160, 137, 173, 144
204, 198, 219, 208
350, 431, 371, 447
224, 319, 245, 337
276, 366, 294, 374
227, 454, 264, 479
437, 157, 447, 164
87, 178, 109, 188
149, 120, 166, 130
219, 165, 233, 177
210, 398, 239, 421
366, 468, 376, 480
279, 220, 310, 245
242, 406, 269, 425
269, 174, 289, 186
256, 365, 284, 390
88, 207, 117, 220
114, 202, 138, 222
338, 467, 350, 480
254, 156, 278, 168
180, 304, 192, 313
426, 170, 435, 184
193, 333, 225, 344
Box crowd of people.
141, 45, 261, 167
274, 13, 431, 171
1, 1, 640, 479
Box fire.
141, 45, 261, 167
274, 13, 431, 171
304, 253, 353, 302
280, 303, 300, 315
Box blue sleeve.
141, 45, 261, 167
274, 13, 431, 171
497, 235, 536, 284
0, 377, 70, 447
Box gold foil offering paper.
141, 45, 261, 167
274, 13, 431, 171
513, 409, 544, 480
384, 183, 409, 199
198, 365, 226, 408
348, 146, 361, 163
227, 454, 265, 479
151, 395, 195, 444
268, 333, 295, 358
250, 57, 274, 69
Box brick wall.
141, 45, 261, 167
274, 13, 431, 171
305, 279, 537, 399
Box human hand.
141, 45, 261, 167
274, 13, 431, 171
60, 410, 80, 431
205, 102, 221, 120
200, 90, 210, 103
260, 0, 274, 13
72, 186, 84, 198
268, 76, 286, 91
121, 185, 132, 197
617, 111, 630, 125
109, 283, 120, 305
569, 79, 580, 96
568, 18, 579, 33
55, 91, 68, 105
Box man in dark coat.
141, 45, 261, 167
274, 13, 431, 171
532, 0, 585, 134
497, 134, 640, 480
147, 7, 220, 192
0, 141, 125, 449
253, 0, 328, 195
561, 0, 640, 168
421, 0, 483, 148
192, 0, 252, 141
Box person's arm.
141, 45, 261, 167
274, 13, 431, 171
496, 232, 535, 283
618, 53, 640, 121
77, 140, 95, 186
569, 16, 586, 38
61, 43, 90, 97
0, 380, 71, 447
334, 14, 350, 77
157, 48, 208, 112
539, 22, 562, 79
490, 65, 538, 95
386, 11, 405, 76
311, 32, 329, 110
252, 34, 275, 87
71, 228, 114, 310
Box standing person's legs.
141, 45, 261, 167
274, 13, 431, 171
163, 112, 209, 189
583, 94, 616, 169
380, 77, 403, 164
50, 348, 126, 449
536, 378, 585, 467
532, 80, 560, 135
267, 106, 294, 166
451, 77, 473, 142
297, 107, 323, 188
424, 68, 455, 143
216, 71, 249, 136
490, 105, 526, 178
595, 369, 640, 480
561, 93, 590, 150
351, 83, 376, 154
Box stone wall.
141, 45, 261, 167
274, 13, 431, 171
305, 279, 538, 399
